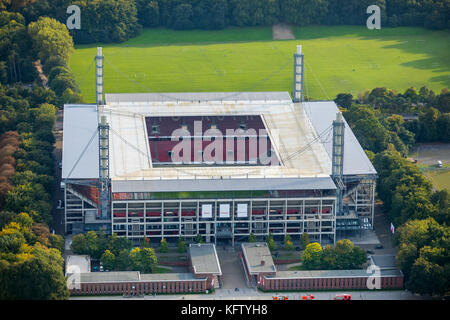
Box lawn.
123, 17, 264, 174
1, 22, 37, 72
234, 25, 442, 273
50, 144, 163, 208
424, 169, 450, 191
69, 26, 450, 103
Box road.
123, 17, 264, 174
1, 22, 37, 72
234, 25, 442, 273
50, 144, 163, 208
51, 109, 65, 235
70, 288, 431, 300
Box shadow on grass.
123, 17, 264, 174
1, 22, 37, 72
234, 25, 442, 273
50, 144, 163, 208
293, 26, 449, 87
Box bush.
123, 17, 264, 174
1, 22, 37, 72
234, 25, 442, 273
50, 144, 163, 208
160, 238, 169, 253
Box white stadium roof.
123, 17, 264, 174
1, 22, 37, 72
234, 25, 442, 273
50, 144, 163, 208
303, 101, 377, 176
62, 104, 99, 179
62, 92, 376, 191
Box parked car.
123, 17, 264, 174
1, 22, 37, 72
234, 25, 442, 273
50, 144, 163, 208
375, 244, 384, 249
295, 247, 301, 251
366, 250, 374, 254
59, 161, 62, 169
334, 294, 351, 300
301, 294, 315, 300
273, 295, 288, 300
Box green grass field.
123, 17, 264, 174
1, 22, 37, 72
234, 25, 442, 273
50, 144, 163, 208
69, 26, 450, 103
425, 169, 450, 191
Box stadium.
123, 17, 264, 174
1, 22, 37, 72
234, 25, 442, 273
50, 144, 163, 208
62, 46, 377, 247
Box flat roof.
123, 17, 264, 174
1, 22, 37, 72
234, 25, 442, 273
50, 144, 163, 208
111, 177, 336, 193
62, 105, 99, 179
241, 242, 276, 274
303, 101, 377, 176
274, 269, 403, 279
139, 273, 199, 281
79, 271, 140, 283
106, 92, 292, 104
189, 243, 222, 275
62, 94, 374, 181
66, 255, 90, 274
78, 272, 200, 283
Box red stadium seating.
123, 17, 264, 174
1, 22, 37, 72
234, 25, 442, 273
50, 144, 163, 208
147, 115, 275, 166
181, 210, 196, 216
146, 211, 161, 217
71, 184, 99, 205
113, 212, 126, 217
252, 209, 265, 215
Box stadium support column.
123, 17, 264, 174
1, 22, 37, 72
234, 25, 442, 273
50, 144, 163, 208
96, 47, 109, 220
95, 47, 105, 105
332, 113, 345, 242
293, 45, 304, 103
98, 115, 110, 219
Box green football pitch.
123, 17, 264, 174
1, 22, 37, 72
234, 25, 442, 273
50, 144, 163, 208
69, 26, 450, 103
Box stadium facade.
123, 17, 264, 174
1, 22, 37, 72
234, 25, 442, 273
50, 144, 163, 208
61, 46, 377, 246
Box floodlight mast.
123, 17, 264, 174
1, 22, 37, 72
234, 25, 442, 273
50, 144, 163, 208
293, 45, 304, 102
96, 47, 110, 220
332, 113, 345, 221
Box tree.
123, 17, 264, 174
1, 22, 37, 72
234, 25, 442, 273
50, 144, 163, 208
130, 247, 142, 271
284, 234, 294, 250
193, 0, 228, 30
335, 93, 353, 109
344, 104, 391, 153
0, 222, 26, 254
13, 212, 33, 229
71, 0, 141, 43
159, 238, 169, 253
129, 247, 157, 273
406, 256, 448, 296
100, 249, 115, 271
27, 17, 74, 64
107, 233, 132, 256
436, 113, 450, 143
194, 234, 204, 244
321, 245, 337, 269
85, 231, 100, 259
49, 73, 77, 96
141, 236, 150, 248
396, 242, 418, 278
418, 107, 440, 142
248, 232, 256, 243
49, 234, 64, 253
169, 3, 194, 30
0, 211, 15, 229
302, 242, 322, 270
279, 0, 328, 26
115, 249, 131, 270
0, 242, 69, 300
140, 247, 157, 273
300, 233, 309, 250
323, 239, 366, 270
266, 232, 277, 251
70, 233, 86, 254
436, 89, 450, 113
394, 218, 441, 249
431, 189, 450, 225
135, 0, 160, 27
177, 237, 187, 253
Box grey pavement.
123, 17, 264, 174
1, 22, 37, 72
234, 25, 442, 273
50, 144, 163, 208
216, 247, 248, 290
70, 289, 432, 300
